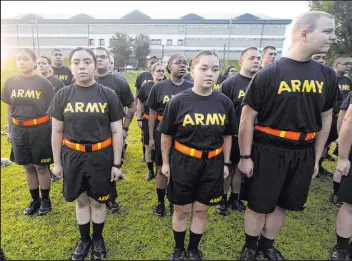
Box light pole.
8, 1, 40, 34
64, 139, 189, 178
34, 18, 40, 55
31, 24, 36, 55
16, 24, 19, 49
259, 20, 266, 50
227, 17, 232, 69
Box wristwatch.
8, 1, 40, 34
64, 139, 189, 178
224, 161, 232, 167
123, 126, 129, 131
112, 163, 122, 169
240, 155, 251, 159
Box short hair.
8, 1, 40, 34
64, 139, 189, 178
18, 48, 36, 61
38, 55, 51, 65
148, 56, 158, 61
167, 54, 185, 74
292, 11, 334, 34
192, 51, 220, 66
262, 46, 276, 54
333, 56, 352, 68
224, 66, 237, 77
151, 62, 165, 73
51, 48, 62, 55
95, 46, 110, 57
69, 47, 97, 66
188, 59, 193, 72
240, 47, 259, 59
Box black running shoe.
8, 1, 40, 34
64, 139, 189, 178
91, 237, 106, 260
169, 248, 187, 260
145, 171, 155, 181
24, 199, 41, 215
330, 194, 343, 206
232, 198, 246, 212
153, 202, 165, 217
71, 239, 91, 260
348, 242, 352, 258
216, 200, 229, 216
39, 199, 52, 215
0, 248, 5, 260
187, 249, 204, 260
332, 246, 351, 260
257, 247, 285, 260
106, 200, 120, 214
240, 246, 257, 260
169, 203, 174, 216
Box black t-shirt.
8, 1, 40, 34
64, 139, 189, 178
1, 74, 55, 120
96, 73, 134, 107
47, 75, 65, 93
183, 73, 192, 82
220, 74, 252, 132
146, 79, 193, 116
52, 66, 73, 86
137, 81, 154, 115
135, 71, 167, 92
47, 83, 125, 144
213, 74, 227, 91
337, 75, 352, 100
158, 89, 237, 150
242, 57, 338, 133
340, 92, 352, 111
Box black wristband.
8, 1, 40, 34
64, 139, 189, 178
240, 155, 251, 159
224, 161, 232, 167
112, 163, 122, 169
123, 126, 129, 131
136, 119, 143, 122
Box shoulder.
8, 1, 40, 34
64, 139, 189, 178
222, 76, 236, 88
97, 83, 117, 96
35, 74, 53, 86
213, 90, 233, 104
4, 75, 20, 84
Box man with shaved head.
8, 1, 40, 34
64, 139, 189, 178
238, 11, 338, 260
261, 46, 277, 67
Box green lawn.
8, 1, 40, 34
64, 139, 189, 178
1, 69, 338, 260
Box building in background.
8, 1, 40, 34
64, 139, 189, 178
1, 10, 291, 65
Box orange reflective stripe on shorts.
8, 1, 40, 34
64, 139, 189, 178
143, 113, 149, 120
12, 115, 49, 127
174, 140, 223, 159
63, 137, 112, 152
255, 126, 316, 141
157, 114, 162, 121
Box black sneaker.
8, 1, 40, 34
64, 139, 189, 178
169, 203, 174, 216
0, 248, 5, 260
240, 246, 257, 260
216, 200, 229, 216
332, 246, 351, 260
169, 248, 187, 260
24, 199, 41, 215
91, 237, 106, 260
187, 249, 204, 260
153, 202, 165, 217
330, 194, 343, 206
106, 200, 120, 214
257, 247, 285, 260
71, 239, 91, 260
51, 173, 60, 182
348, 242, 352, 257
39, 199, 52, 215
232, 198, 246, 212
145, 171, 155, 181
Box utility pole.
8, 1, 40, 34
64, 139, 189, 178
227, 17, 232, 69
16, 24, 19, 49
259, 20, 266, 50
184, 24, 187, 57
87, 24, 90, 46
35, 18, 40, 55
223, 44, 226, 71
161, 45, 165, 61
31, 25, 36, 55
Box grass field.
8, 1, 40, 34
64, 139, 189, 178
0, 68, 338, 260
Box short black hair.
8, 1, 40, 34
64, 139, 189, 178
240, 47, 259, 59
51, 48, 62, 55
18, 48, 36, 61
148, 56, 158, 61
95, 46, 110, 57
69, 47, 97, 66
167, 54, 185, 74
262, 46, 276, 54
224, 65, 237, 77
38, 55, 51, 65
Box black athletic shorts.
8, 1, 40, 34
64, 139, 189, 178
142, 118, 150, 145
10, 123, 53, 166
326, 115, 338, 145
338, 155, 352, 204
167, 147, 224, 206
230, 135, 240, 166
247, 132, 315, 214
61, 145, 113, 203
154, 120, 162, 166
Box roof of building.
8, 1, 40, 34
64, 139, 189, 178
121, 10, 151, 20
180, 13, 204, 20
70, 13, 94, 19
235, 13, 260, 20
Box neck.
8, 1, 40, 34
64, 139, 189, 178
41, 72, 50, 78
96, 70, 109, 77
53, 64, 63, 69
192, 85, 212, 96
76, 79, 95, 87
239, 70, 255, 78
21, 71, 35, 78
171, 76, 183, 85
335, 70, 344, 77
286, 45, 312, 62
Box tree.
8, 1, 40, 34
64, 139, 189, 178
109, 33, 133, 67
133, 34, 151, 69
309, 1, 352, 67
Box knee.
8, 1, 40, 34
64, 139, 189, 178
192, 209, 207, 220
343, 203, 352, 214
89, 198, 105, 210
76, 197, 90, 208
174, 205, 192, 219
23, 164, 36, 173
33, 165, 49, 175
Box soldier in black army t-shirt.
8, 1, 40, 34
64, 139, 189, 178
51, 48, 73, 86
158, 51, 237, 260
311, 53, 326, 65
213, 73, 227, 91
48, 47, 125, 260
136, 62, 166, 181
334, 56, 352, 100
37, 56, 65, 94
146, 54, 193, 217
217, 47, 261, 216
331, 100, 352, 260
94, 47, 136, 213
237, 11, 338, 260
1, 49, 55, 216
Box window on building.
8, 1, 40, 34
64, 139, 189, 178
89, 39, 95, 46
178, 39, 183, 46
151, 39, 156, 45
167, 39, 172, 45
156, 39, 161, 45
99, 39, 105, 46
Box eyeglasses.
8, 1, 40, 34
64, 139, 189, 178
340, 62, 352, 66
172, 60, 187, 65
229, 69, 237, 72
155, 69, 165, 73
95, 55, 109, 60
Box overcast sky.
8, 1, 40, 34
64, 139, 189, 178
1, 1, 309, 20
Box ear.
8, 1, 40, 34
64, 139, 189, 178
300, 29, 309, 42
239, 59, 243, 68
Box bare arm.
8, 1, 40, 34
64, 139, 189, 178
338, 105, 352, 161
314, 109, 333, 165
148, 108, 157, 140
136, 98, 144, 121
223, 135, 232, 162
51, 118, 64, 165
110, 120, 124, 165
6, 104, 12, 140
337, 110, 347, 134
161, 134, 172, 165
238, 105, 258, 156
123, 100, 136, 129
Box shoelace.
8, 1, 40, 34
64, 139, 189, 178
75, 241, 88, 254
28, 200, 39, 208
94, 239, 105, 252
